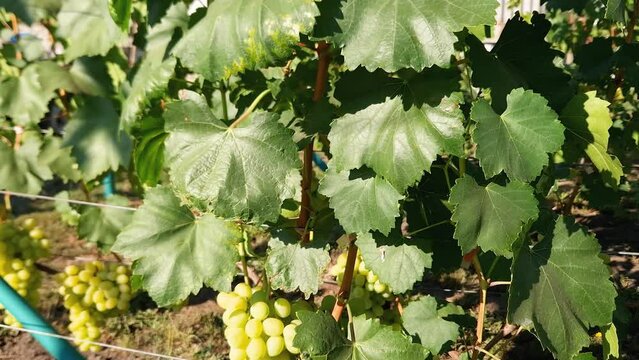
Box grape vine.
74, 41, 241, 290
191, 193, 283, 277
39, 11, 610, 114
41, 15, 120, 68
0, 0, 637, 359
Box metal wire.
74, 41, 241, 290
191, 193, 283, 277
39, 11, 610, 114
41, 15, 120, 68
0, 190, 137, 211
0, 323, 186, 360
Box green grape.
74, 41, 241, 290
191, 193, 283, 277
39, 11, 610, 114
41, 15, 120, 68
267, 335, 286, 357
273, 298, 291, 318
245, 338, 267, 360
283, 324, 300, 354
226, 309, 250, 328
373, 280, 387, 294
244, 318, 263, 338
225, 327, 250, 348
234, 282, 252, 299
249, 301, 269, 321
229, 348, 247, 360
263, 317, 284, 336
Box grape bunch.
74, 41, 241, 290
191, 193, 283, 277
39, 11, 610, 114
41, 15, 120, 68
57, 261, 133, 352
0, 218, 50, 327
328, 250, 401, 326
218, 283, 311, 360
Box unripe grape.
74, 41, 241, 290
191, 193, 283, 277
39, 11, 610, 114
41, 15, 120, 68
229, 348, 247, 360
267, 336, 285, 357
22, 218, 36, 230
320, 295, 336, 311
28, 228, 44, 240
249, 302, 269, 321
227, 310, 250, 328
373, 281, 387, 294
234, 283, 252, 299
336, 252, 348, 268
72, 283, 88, 295
263, 317, 284, 336
65, 265, 80, 276
273, 298, 291, 318
244, 318, 263, 338
246, 338, 267, 360
225, 327, 249, 348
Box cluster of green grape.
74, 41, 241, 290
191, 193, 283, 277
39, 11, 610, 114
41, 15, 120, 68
328, 250, 401, 326
218, 283, 310, 360
0, 218, 50, 327
57, 261, 133, 352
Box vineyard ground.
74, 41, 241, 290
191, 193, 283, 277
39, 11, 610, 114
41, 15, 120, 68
0, 180, 637, 360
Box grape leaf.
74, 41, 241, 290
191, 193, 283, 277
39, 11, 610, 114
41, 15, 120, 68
108, 0, 132, 31
38, 135, 82, 183
57, 0, 126, 61
560, 91, 623, 187
602, 323, 619, 360
449, 176, 538, 257
472, 88, 565, 182
0, 0, 61, 24
357, 232, 432, 294
466, 13, 574, 113
173, 0, 319, 81
402, 296, 459, 355
605, 0, 625, 23
294, 311, 348, 356
77, 195, 133, 251
132, 116, 167, 187
265, 230, 331, 298
0, 65, 53, 126
328, 97, 464, 191
63, 97, 132, 180
319, 168, 403, 235
334, 67, 461, 114
164, 91, 300, 223
330, 316, 426, 360
333, 0, 498, 72
508, 216, 617, 360
112, 187, 242, 306
121, 2, 188, 129
0, 137, 52, 194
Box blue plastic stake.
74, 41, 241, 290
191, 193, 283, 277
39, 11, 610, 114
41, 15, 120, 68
103, 172, 115, 198
0, 278, 84, 359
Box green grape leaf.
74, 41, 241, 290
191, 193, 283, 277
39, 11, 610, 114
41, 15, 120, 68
466, 13, 575, 113
108, 0, 132, 31
333, 0, 498, 71
560, 91, 623, 187
602, 323, 619, 360
0, 0, 61, 24
132, 116, 167, 187
329, 97, 464, 191
334, 67, 461, 114
0, 137, 52, 194
121, 2, 188, 129
312, 0, 341, 40
472, 88, 565, 181
112, 187, 242, 306
449, 176, 538, 257
28, 60, 113, 97
294, 311, 348, 356
39, 135, 82, 183
57, 0, 126, 61
164, 92, 300, 223
77, 195, 133, 251
508, 216, 617, 360
173, 0, 319, 81
357, 232, 432, 294
265, 230, 331, 298
605, 0, 625, 23
0, 65, 53, 126
402, 296, 459, 355
330, 316, 426, 360
63, 97, 132, 180
319, 168, 403, 235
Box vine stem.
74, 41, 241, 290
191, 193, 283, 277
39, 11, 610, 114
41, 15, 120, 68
220, 80, 229, 122
9, 14, 21, 61
240, 232, 250, 285
228, 89, 272, 129
331, 236, 358, 321
626, 0, 639, 43
298, 41, 330, 244
471, 255, 489, 360
4, 126, 23, 211
407, 219, 451, 237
